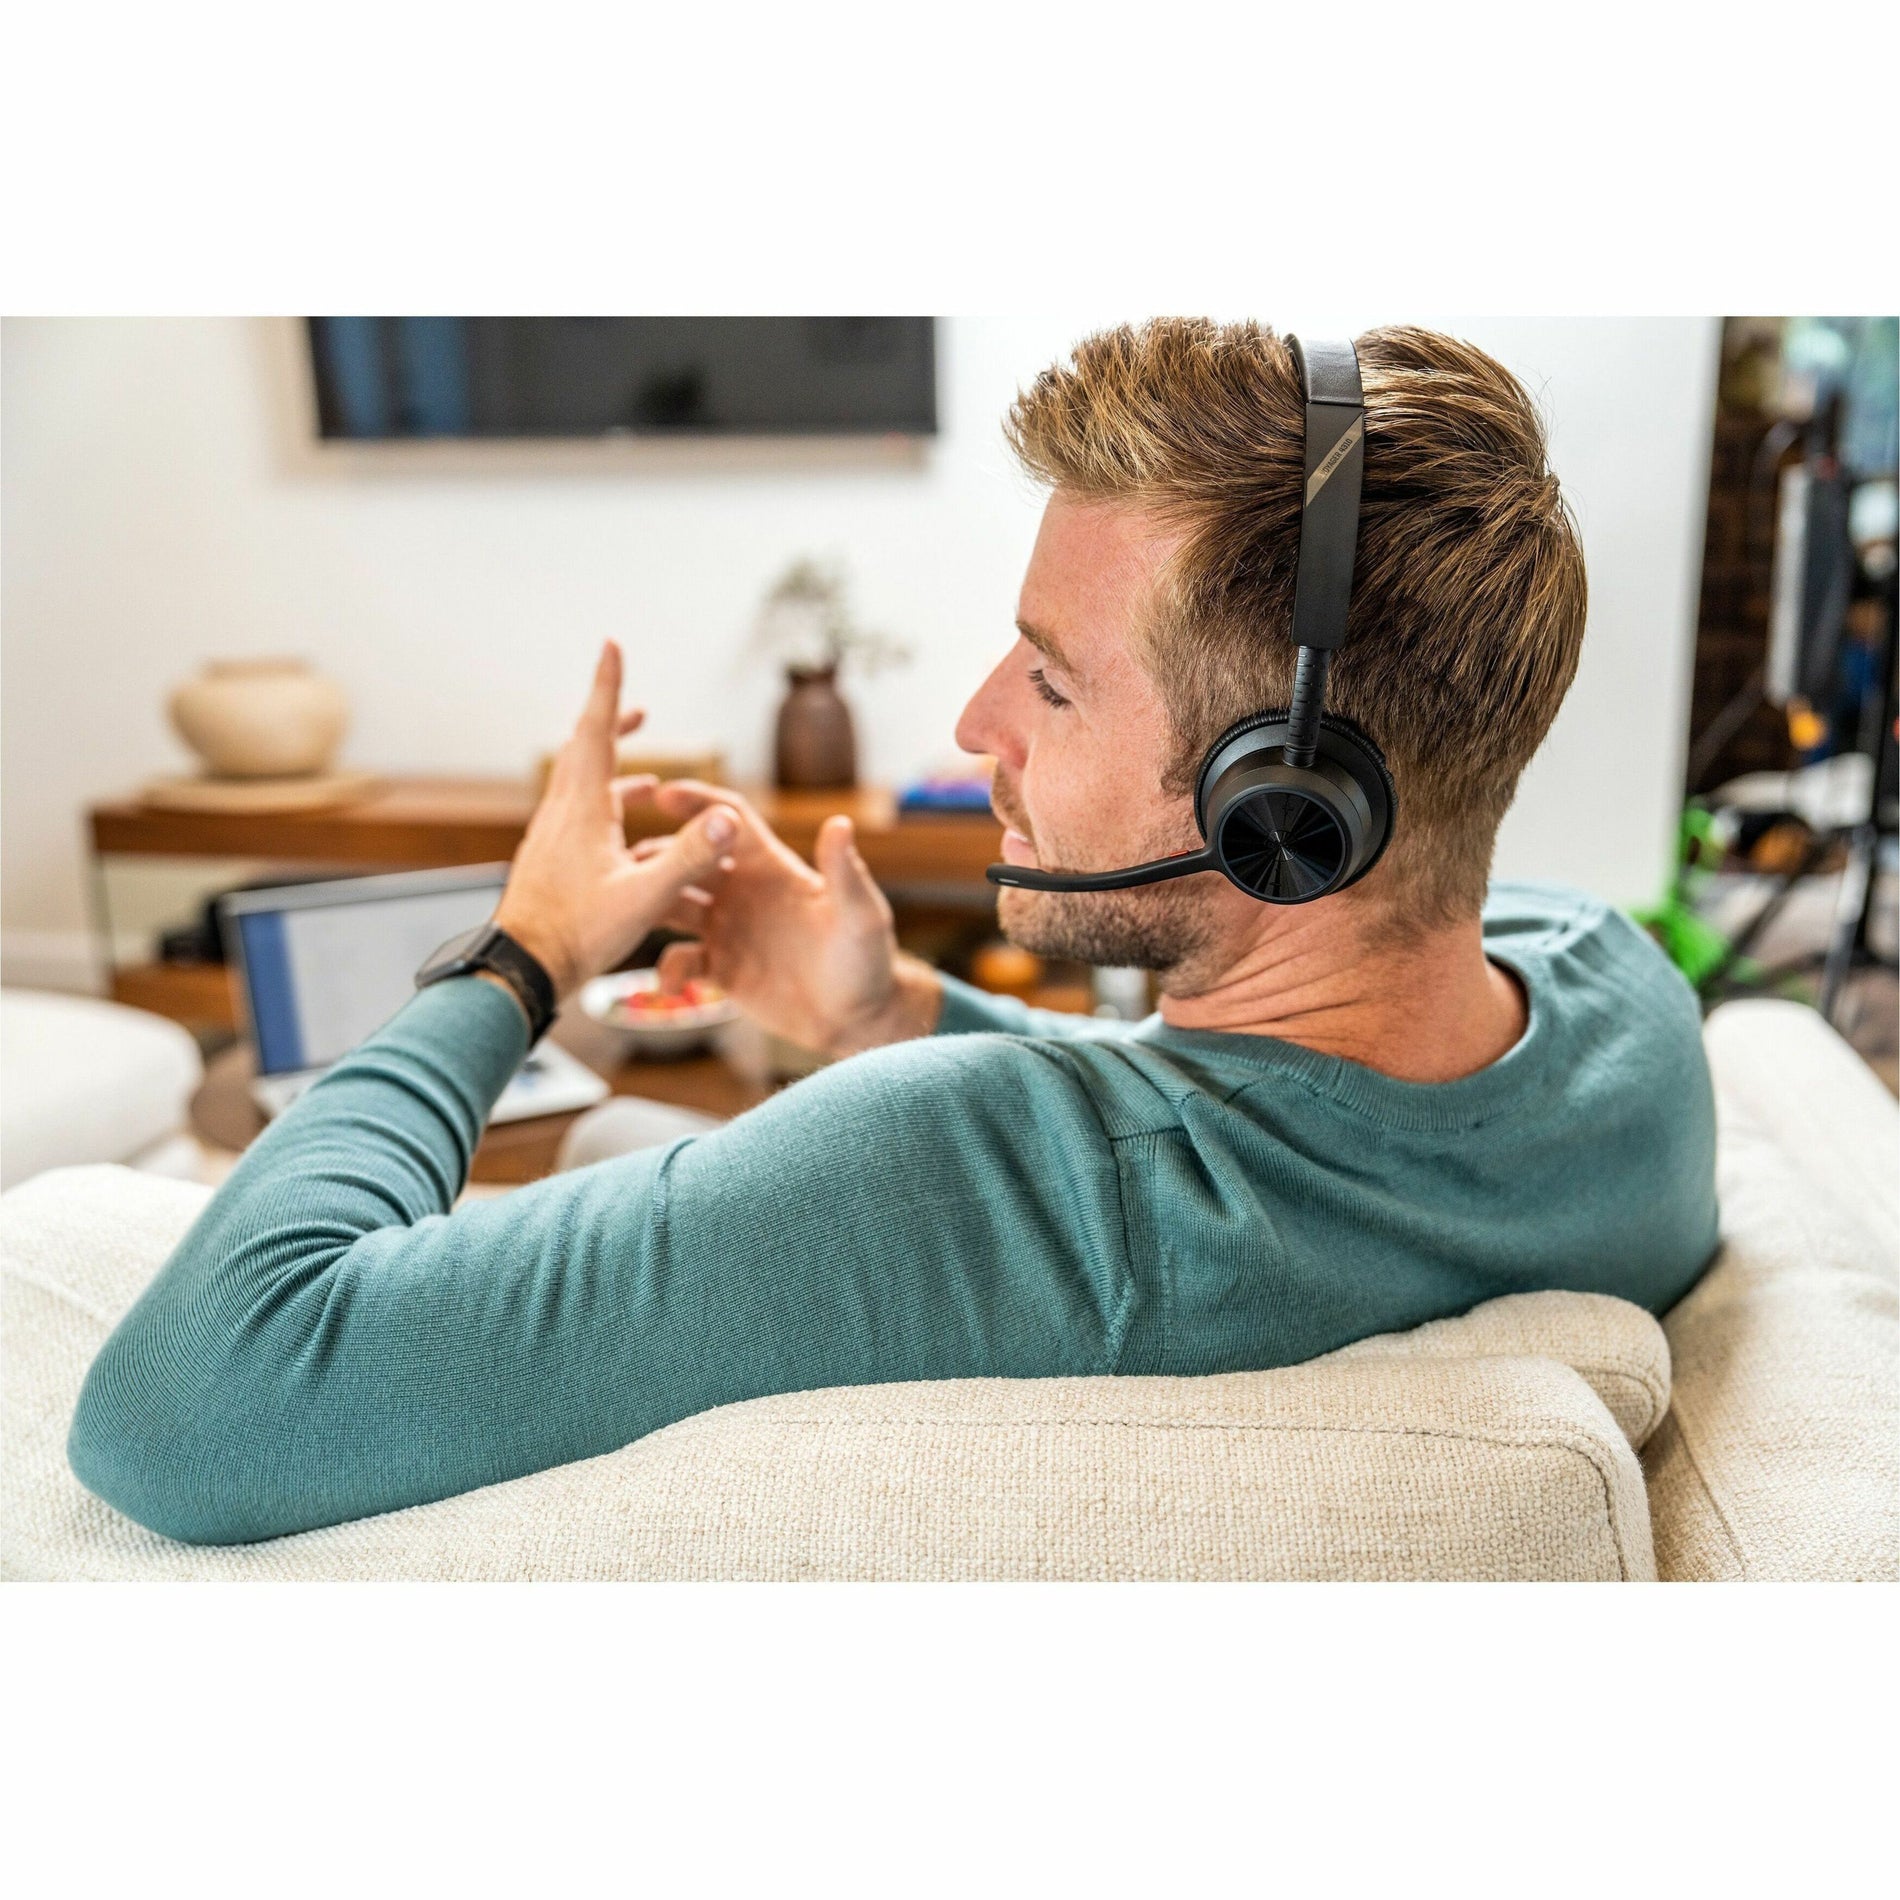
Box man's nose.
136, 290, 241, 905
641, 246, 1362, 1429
952, 692, 987, 759
956, 655, 1023, 768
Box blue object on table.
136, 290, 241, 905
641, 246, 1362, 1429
898, 777, 995, 813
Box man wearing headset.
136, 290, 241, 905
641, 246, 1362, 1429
70, 322, 1719, 1545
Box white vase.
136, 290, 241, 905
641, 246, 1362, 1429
168, 659, 349, 780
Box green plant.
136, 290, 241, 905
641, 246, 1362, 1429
1630, 803, 1760, 995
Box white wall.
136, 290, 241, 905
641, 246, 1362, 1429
1, 315, 1717, 982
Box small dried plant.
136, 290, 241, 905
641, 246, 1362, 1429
754, 559, 909, 677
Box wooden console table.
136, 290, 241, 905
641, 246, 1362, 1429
89, 776, 1004, 1031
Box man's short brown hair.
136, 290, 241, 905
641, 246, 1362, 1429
1005, 320, 1588, 926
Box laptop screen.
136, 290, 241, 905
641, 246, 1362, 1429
228, 871, 506, 1075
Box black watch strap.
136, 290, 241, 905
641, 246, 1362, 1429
416, 922, 558, 1047
478, 929, 558, 1047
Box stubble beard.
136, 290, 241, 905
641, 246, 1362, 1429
998, 881, 1219, 975
993, 787, 1218, 977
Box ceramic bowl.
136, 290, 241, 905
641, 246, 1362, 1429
578, 969, 739, 1059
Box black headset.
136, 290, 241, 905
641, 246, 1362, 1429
986, 336, 1395, 905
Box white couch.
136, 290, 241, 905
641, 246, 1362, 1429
2, 999, 1893, 1581
0, 989, 203, 1191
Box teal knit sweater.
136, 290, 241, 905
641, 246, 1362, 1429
69, 882, 1719, 1544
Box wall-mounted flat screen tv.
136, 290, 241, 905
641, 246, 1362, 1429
307, 317, 937, 440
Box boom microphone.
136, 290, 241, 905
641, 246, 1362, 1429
987, 847, 1220, 892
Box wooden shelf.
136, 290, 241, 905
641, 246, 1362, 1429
89, 776, 1003, 887
111, 961, 240, 1031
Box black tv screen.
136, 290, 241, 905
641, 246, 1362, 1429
306, 317, 937, 440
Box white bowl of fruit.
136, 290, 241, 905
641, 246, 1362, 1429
578, 968, 739, 1059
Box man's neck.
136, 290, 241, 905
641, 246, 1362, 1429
1157, 905, 1527, 1085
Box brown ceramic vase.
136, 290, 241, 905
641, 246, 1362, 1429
773, 664, 857, 789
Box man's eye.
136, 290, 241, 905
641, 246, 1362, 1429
1028, 667, 1071, 710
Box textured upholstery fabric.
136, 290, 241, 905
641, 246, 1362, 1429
1331, 1289, 1671, 1448
0, 990, 202, 1191
3, 1165, 1658, 1581
1643, 1003, 1900, 1581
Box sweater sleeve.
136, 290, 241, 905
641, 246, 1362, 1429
934, 971, 1149, 1042
68, 977, 1134, 1545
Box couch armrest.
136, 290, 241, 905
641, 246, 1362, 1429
0, 992, 204, 1192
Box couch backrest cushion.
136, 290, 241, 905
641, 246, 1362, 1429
1644, 1003, 1900, 1582
3, 1164, 1652, 1582
1703, 1000, 1899, 1272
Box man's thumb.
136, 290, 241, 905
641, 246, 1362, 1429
817, 814, 880, 912
663, 803, 740, 881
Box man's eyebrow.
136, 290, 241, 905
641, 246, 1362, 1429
1016, 619, 1076, 673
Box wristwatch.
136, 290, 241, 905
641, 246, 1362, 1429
415, 922, 557, 1047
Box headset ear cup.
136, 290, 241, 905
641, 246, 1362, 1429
1216, 784, 1352, 900
1194, 708, 1395, 903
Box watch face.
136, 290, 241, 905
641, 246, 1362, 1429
418, 921, 494, 982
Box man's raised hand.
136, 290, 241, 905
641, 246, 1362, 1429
638, 779, 941, 1058
492, 642, 742, 1002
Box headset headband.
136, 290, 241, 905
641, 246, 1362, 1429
1286, 337, 1366, 656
